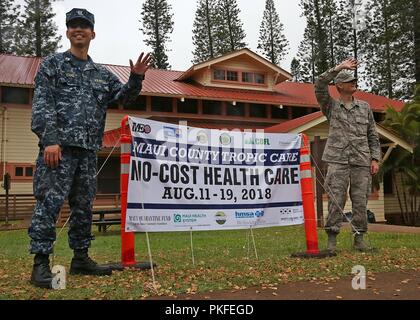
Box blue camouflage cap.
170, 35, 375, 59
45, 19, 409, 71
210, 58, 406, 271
66, 8, 94, 28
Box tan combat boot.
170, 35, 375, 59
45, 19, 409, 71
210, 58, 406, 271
353, 233, 374, 252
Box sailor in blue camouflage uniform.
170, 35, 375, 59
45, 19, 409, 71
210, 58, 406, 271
28, 8, 152, 288
315, 58, 381, 253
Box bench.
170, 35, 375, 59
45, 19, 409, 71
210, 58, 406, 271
92, 208, 121, 232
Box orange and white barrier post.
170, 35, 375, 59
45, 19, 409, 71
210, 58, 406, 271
292, 134, 333, 258
299, 134, 320, 255
120, 115, 136, 266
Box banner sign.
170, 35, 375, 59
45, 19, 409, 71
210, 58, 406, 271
126, 117, 304, 232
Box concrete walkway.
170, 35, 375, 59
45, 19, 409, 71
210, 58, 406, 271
341, 222, 420, 234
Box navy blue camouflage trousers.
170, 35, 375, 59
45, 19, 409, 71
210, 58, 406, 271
28, 146, 97, 254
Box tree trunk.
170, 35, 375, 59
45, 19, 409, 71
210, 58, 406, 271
415, 0, 420, 84
383, 1, 393, 98
314, 0, 328, 73
35, 0, 42, 57
154, 0, 160, 68
205, 0, 214, 58
329, 12, 334, 68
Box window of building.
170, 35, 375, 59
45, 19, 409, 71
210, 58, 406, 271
1, 86, 30, 104
212, 69, 265, 85
177, 98, 197, 114
374, 112, 385, 122
242, 72, 253, 83
242, 72, 265, 84
15, 167, 24, 177
226, 71, 238, 81
227, 102, 245, 116
10, 164, 35, 180
250, 104, 267, 118
213, 69, 225, 80
97, 157, 120, 194
25, 167, 33, 177
254, 73, 265, 84
151, 96, 173, 113
203, 100, 222, 115
291, 107, 308, 118
383, 170, 394, 194
124, 95, 147, 111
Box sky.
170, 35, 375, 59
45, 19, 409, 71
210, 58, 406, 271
48, 0, 306, 72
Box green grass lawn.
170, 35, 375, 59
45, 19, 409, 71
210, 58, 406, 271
0, 225, 419, 299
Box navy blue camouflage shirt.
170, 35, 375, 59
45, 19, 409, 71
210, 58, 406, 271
31, 50, 143, 151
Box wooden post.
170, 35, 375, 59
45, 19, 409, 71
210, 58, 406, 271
312, 136, 324, 228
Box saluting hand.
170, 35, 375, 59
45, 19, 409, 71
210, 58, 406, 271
335, 58, 358, 72
129, 52, 153, 75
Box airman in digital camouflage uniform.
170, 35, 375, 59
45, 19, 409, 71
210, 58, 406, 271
314, 58, 381, 253
28, 8, 152, 288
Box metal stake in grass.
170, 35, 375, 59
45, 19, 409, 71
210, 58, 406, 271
145, 231, 156, 287
250, 225, 259, 260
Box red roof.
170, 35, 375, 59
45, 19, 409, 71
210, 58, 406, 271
0, 54, 42, 86
102, 127, 122, 149
0, 54, 404, 112
265, 111, 324, 133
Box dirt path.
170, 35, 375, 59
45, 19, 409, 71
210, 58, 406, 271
150, 270, 419, 300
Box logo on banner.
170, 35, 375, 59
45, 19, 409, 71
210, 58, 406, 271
244, 138, 270, 146
235, 210, 265, 219
196, 130, 208, 143
219, 133, 231, 145
173, 213, 207, 223
163, 126, 182, 139
132, 123, 151, 134
279, 208, 293, 215
215, 211, 227, 225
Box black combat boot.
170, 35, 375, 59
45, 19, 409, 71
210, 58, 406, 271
30, 253, 53, 289
70, 249, 112, 276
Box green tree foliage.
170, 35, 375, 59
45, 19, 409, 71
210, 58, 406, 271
192, 0, 218, 64
15, 0, 61, 57
296, 0, 332, 83
0, 0, 20, 54
361, 0, 415, 99
257, 0, 289, 65
215, 0, 246, 54
290, 57, 303, 82
140, 0, 174, 69
295, 20, 317, 83
380, 85, 420, 225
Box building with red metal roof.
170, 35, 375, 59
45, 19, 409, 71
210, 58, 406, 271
0, 49, 411, 224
